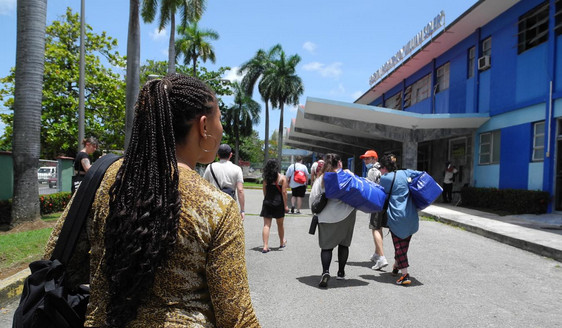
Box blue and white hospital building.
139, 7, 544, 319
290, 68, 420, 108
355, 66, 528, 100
288, 0, 562, 212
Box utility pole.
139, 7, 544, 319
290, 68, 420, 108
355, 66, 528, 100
78, 0, 85, 150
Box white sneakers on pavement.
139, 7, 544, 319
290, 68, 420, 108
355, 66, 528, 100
372, 256, 388, 270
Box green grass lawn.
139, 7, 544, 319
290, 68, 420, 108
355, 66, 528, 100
0, 212, 62, 271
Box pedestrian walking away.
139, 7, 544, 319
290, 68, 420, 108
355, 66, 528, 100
378, 153, 423, 286
203, 143, 246, 219
259, 159, 289, 253
309, 153, 356, 288
360, 149, 388, 270
285, 156, 310, 214
72, 136, 98, 193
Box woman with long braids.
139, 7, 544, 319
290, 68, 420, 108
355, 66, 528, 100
259, 158, 289, 253
44, 74, 260, 327
309, 153, 357, 288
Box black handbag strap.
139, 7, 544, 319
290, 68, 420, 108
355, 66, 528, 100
51, 154, 121, 263
383, 171, 397, 212
209, 163, 223, 189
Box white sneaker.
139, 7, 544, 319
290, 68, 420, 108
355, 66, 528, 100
370, 253, 380, 262
372, 256, 388, 270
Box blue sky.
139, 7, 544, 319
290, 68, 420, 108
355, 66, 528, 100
0, 0, 476, 141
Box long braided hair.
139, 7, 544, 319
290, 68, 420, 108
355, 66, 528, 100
103, 74, 216, 327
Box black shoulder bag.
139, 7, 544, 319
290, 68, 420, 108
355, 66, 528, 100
13, 154, 120, 328
309, 192, 328, 235
209, 163, 236, 199
371, 171, 396, 228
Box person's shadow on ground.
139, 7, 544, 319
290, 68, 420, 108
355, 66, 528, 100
296, 275, 369, 289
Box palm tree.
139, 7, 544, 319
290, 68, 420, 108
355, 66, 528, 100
141, 0, 206, 75
11, 0, 48, 225
222, 82, 260, 165
175, 22, 218, 77
261, 50, 304, 162
239, 44, 281, 165
125, 0, 141, 150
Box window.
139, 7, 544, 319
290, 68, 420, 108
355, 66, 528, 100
384, 91, 403, 110
518, 2, 549, 53
482, 37, 492, 57
435, 62, 450, 93
533, 121, 545, 161
404, 74, 431, 108
479, 130, 501, 165
467, 47, 475, 78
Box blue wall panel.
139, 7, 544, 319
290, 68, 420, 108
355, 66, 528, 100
556, 35, 562, 94
474, 165, 500, 188
466, 80, 475, 113
479, 72, 491, 113
448, 50, 468, 113
528, 162, 544, 190
407, 98, 431, 114
499, 124, 531, 189
516, 44, 548, 104
490, 23, 517, 115
434, 91, 449, 113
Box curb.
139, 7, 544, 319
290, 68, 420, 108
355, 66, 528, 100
422, 211, 562, 263
0, 268, 29, 307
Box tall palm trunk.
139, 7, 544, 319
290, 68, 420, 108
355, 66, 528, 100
264, 100, 270, 164
192, 55, 197, 76
234, 107, 240, 165
125, 0, 140, 150
277, 102, 284, 163
11, 0, 47, 225
167, 11, 176, 75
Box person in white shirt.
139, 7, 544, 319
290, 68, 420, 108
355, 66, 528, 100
285, 156, 310, 214
442, 161, 458, 203
203, 144, 246, 220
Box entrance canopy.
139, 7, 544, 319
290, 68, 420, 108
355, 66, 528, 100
287, 97, 490, 155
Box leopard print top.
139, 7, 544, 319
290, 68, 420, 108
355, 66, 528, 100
45, 160, 260, 327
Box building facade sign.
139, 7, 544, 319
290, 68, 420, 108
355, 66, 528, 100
369, 11, 446, 86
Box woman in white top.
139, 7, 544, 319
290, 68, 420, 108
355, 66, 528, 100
309, 153, 356, 288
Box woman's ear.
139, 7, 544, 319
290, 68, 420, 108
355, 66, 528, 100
198, 115, 208, 137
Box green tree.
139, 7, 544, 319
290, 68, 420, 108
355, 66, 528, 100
138, 60, 232, 108
239, 44, 281, 166
9, 0, 48, 225
141, 0, 206, 74
222, 82, 260, 165
239, 131, 264, 165
0, 8, 127, 159
261, 50, 304, 162
175, 21, 219, 77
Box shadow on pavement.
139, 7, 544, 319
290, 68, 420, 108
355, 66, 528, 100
345, 261, 375, 269
296, 275, 369, 289
360, 273, 424, 287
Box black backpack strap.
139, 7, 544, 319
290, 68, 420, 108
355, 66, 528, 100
383, 171, 397, 212
209, 163, 222, 189
51, 154, 121, 263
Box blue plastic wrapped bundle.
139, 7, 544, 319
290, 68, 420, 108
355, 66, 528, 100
324, 170, 386, 213
409, 171, 442, 210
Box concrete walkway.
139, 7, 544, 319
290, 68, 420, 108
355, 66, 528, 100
2, 189, 562, 312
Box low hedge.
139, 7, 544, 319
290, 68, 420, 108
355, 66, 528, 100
460, 186, 549, 214
0, 192, 72, 224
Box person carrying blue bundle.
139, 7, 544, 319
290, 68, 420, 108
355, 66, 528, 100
378, 153, 422, 286
309, 153, 357, 288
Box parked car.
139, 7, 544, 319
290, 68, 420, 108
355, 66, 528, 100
38, 167, 56, 184
48, 176, 57, 189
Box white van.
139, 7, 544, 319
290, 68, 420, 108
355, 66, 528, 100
38, 167, 56, 184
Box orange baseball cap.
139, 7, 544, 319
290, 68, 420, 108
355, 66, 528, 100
360, 150, 378, 159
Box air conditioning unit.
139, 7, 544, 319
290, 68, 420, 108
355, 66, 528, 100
478, 55, 491, 71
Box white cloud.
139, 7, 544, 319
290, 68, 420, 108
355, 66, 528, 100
0, 0, 16, 16
302, 41, 317, 54
288, 105, 300, 113
302, 61, 343, 79
329, 83, 346, 96
224, 66, 242, 83
149, 28, 167, 41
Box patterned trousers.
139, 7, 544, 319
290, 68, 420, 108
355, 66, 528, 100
391, 232, 412, 269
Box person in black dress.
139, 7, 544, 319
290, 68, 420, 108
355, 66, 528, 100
260, 159, 289, 253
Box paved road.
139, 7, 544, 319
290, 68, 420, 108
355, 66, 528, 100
2, 189, 561, 327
